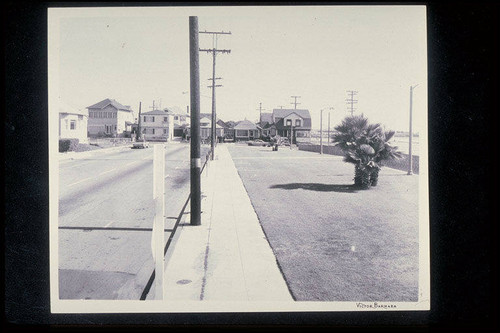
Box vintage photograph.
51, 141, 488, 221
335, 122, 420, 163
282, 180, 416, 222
48, 5, 429, 313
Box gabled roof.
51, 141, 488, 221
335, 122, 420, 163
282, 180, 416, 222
273, 108, 311, 120
216, 119, 228, 128
234, 119, 259, 130
87, 98, 132, 112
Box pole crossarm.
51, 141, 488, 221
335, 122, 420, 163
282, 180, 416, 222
208, 85, 223, 88
199, 30, 232, 35
199, 49, 231, 54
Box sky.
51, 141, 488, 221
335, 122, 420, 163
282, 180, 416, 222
50, 5, 427, 132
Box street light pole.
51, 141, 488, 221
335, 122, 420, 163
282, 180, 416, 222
408, 84, 418, 175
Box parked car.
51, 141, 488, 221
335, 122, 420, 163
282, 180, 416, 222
279, 137, 290, 146
247, 139, 270, 147
132, 139, 149, 149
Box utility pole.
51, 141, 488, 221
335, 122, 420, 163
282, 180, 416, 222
189, 16, 201, 226
257, 102, 263, 124
328, 111, 331, 146
346, 90, 358, 116
200, 30, 231, 160
408, 84, 418, 175
291, 96, 301, 109
320, 109, 323, 154
150, 100, 156, 111
137, 102, 142, 140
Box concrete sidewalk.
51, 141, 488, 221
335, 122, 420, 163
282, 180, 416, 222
151, 144, 293, 301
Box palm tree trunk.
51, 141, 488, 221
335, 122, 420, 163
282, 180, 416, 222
354, 165, 371, 189
370, 168, 380, 186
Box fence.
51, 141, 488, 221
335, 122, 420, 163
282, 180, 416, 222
297, 143, 419, 174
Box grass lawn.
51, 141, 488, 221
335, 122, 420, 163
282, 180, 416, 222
228, 144, 420, 302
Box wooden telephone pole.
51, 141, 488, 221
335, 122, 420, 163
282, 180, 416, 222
199, 30, 231, 160
346, 90, 358, 116
291, 96, 301, 109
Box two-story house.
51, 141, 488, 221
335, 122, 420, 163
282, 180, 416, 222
87, 98, 134, 137
260, 109, 312, 143
140, 108, 174, 141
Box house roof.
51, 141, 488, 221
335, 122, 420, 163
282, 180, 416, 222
143, 109, 170, 115
234, 119, 259, 130
87, 98, 132, 112
216, 119, 228, 128
59, 101, 88, 116
260, 112, 273, 125
273, 108, 311, 120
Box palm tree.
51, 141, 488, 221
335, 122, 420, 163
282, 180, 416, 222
333, 114, 402, 189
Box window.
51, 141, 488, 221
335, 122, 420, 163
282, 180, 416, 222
295, 119, 301, 126
164, 117, 168, 122
70, 120, 76, 130
163, 129, 167, 134
152, 116, 155, 122
152, 128, 155, 134
174, 116, 179, 120
114, 125, 117, 131
236, 130, 248, 137
286, 119, 292, 126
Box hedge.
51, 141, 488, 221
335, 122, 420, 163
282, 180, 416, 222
59, 138, 80, 152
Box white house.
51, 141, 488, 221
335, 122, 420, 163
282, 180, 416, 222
140, 108, 174, 141
87, 98, 135, 137
59, 101, 88, 143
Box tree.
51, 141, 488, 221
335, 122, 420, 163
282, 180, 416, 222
332, 114, 402, 189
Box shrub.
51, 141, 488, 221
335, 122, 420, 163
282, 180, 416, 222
59, 138, 79, 152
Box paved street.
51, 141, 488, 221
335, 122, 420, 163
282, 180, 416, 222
58, 142, 209, 300
227, 143, 420, 302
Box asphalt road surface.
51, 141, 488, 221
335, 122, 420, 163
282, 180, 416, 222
58, 142, 209, 300
227, 143, 420, 302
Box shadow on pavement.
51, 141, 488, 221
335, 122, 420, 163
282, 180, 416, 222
269, 183, 358, 193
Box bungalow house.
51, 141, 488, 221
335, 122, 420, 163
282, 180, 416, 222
140, 108, 174, 141
87, 98, 135, 137
59, 101, 88, 143
234, 120, 260, 141
223, 120, 238, 140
